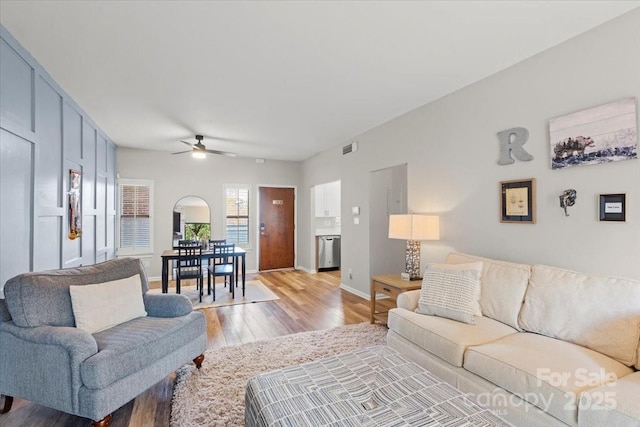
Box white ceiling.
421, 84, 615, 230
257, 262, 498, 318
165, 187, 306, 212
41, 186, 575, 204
1, 1, 638, 161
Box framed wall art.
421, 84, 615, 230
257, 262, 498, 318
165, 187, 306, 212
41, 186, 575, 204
599, 194, 626, 222
500, 178, 536, 224
549, 97, 637, 170
68, 169, 82, 240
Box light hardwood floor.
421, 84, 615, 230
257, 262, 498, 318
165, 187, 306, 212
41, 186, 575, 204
1, 269, 376, 427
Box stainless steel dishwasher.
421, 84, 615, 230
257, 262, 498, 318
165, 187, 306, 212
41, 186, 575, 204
318, 235, 341, 270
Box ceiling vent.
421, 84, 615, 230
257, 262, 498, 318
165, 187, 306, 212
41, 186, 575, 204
343, 141, 358, 155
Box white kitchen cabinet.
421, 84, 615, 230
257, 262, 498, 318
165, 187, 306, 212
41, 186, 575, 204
315, 180, 341, 217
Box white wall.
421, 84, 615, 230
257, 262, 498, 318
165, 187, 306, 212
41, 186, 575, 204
183, 206, 210, 224
116, 147, 301, 278
300, 9, 640, 296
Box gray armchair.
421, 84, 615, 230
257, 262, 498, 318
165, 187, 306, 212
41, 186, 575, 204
0, 258, 207, 426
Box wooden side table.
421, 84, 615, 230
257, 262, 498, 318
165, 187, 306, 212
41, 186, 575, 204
370, 274, 422, 324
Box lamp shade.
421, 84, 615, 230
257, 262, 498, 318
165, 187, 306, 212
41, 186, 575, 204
388, 214, 439, 241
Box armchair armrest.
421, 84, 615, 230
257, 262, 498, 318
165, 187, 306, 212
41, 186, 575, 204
0, 321, 98, 359
0, 299, 10, 322
0, 322, 98, 414
143, 293, 192, 318
397, 289, 420, 311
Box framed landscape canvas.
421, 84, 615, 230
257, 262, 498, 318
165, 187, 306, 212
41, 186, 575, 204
549, 97, 637, 170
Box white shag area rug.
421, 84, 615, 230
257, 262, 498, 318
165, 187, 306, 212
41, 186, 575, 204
149, 280, 279, 309
170, 322, 388, 427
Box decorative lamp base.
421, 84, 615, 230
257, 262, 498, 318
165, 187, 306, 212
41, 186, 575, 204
405, 240, 422, 280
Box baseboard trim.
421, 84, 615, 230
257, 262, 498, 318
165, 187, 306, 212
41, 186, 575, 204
339, 283, 370, 300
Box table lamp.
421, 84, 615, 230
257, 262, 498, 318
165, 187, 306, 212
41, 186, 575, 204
388, 214, 440, 280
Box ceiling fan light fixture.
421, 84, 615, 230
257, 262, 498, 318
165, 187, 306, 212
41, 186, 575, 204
173, 134, 236, 158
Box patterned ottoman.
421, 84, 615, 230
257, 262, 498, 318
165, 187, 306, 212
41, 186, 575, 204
245, 345, 510, 426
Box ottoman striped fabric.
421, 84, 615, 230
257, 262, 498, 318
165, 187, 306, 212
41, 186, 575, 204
245, 345, 509, 426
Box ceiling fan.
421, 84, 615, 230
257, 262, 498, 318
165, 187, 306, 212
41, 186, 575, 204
172, 135, 237, 158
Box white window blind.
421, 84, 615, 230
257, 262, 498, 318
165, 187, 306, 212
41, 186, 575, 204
225, 186, 249, 246
117, 179, 153, 255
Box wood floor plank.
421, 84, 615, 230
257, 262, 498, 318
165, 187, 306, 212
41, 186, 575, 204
1, 269, 374, 426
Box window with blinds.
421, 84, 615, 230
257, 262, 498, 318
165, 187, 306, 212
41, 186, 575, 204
117, 179, 153, 255
225, 186, 249, 246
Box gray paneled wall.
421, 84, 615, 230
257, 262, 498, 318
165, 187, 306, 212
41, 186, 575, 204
0, 25, 116, 288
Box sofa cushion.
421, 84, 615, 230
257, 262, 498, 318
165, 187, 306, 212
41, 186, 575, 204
464, 333, 634, 426
579, 371, 640, 426
519, 265, 640, 366
4, 258, 149, 328
387, 307, 516, 367
80, 312, 204, 389
446, 252, 530, 330
70, 275, 147, 333
417, 262, 483, 324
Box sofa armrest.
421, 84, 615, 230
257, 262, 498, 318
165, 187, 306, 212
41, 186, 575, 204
143, 293, 192, 318
397, 290, 420, 311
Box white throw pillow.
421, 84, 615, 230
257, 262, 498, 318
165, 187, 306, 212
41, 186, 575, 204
416, 262, 483, 324
446, 252, 530, 329
69, 274, 147, 334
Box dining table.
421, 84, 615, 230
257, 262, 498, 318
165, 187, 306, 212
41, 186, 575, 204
160, 246, 246, 293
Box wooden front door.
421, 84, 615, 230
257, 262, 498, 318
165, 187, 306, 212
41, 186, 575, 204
259, 187, 295, 271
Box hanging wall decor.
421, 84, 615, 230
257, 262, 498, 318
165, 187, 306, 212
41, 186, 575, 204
497, 127, 534, 165
500, 178, 536, 224
599, 194, 626, 222
68, 169, 82, 240
549, 97, 637, 170
559, 189, 577, 217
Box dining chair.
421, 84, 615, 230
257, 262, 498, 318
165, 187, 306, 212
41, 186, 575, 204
176, 245, 203, 301
208, 243, 235, 300
174, 239, 200, 249
208, 239, 226, 247
207, 239, 228, 286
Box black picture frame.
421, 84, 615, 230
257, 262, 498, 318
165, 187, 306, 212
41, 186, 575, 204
599, 194, 626, 222
500, 178, 536, 224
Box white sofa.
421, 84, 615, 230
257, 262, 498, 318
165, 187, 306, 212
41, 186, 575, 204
387, 252, 640, 427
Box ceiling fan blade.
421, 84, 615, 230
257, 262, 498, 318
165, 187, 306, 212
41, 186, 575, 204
171, 150, 191, 155
205, 149, 237, 157
180, 140, 193, 147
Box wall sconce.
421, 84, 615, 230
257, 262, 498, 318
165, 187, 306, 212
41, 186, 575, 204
388, 214, 440, 280
559, 189, 577, 216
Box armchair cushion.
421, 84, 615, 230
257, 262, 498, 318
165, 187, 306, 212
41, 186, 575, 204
69, 275, 147, 333
4, 258, 148, 328
143, 292, 192, 318
80, 312, 204, 389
